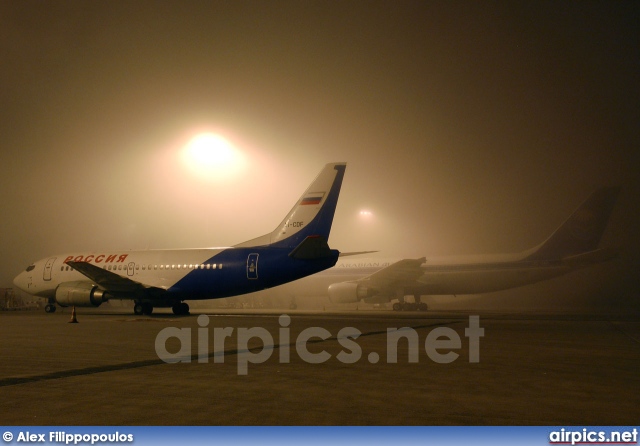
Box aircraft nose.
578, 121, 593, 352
13, 272, 27, 292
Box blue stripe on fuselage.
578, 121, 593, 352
167, 247, 339, 300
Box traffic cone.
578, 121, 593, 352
68, 306, 78, 323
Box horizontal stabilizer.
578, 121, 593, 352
339, 251, 379, 257
289, 236, 333, 260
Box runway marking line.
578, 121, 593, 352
0, 320, 462, 388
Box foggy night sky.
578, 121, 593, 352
1, 1, 638, 295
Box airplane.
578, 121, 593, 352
13, 162, 349, 315
269, 186, 620, 311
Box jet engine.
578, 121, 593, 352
55, 281, 109, 307
328, 282, 375, 303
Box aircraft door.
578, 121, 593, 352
247, 253, 259, 280
43, 257, 56, 281
127, 262, 135, 276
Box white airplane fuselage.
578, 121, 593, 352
16, 247, 335, 300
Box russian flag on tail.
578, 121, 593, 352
301, 192, 324, 206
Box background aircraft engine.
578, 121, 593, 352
55, 281, 109, 307
328, 282, 373, 303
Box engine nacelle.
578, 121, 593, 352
328, 282, 374, 304
55, 281, 108, 307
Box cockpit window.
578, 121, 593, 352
26, 264, 36, 272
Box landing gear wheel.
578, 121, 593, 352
402, 302, 413, 311
418, 302, 429, 311
392, 302, 401, 311
142, 303, 154, 315
45, 304, 56, 313
172, 302, 190, 315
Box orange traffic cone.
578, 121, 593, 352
68, 306, 78, 323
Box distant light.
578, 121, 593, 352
359, 210, 373, 217
181, 133, 245, 181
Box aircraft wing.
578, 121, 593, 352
562, 248, 618, 268
364, 257, 427, 287
66, 261, 150, 294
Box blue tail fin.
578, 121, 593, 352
235, 163, 347, 249
525, 186, 620, 261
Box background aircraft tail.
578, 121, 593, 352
235, 163, 346, 250
525, 186, 620, 261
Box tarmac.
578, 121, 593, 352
0, 308, 638, 425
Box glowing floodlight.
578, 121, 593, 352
181, 133, 245, 181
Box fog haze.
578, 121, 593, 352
2, 1, 638, 297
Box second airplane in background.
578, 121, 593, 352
306, 186, 619, 310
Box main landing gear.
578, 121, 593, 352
172, 302, 190, 316
392, 295, 428, 312
133, 302, 154, 315
133, 301, 190, 316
